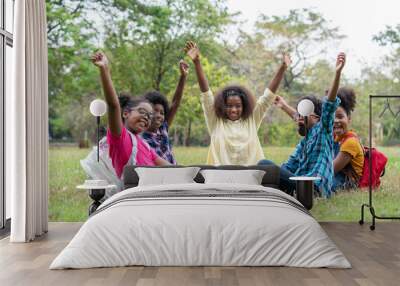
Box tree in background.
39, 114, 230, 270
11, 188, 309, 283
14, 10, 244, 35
46, 1, 399, 147
47, 0, 234, 144
225, 9, 345, 146
47, 0, 100, 142
98, 0, 235, 146
359, 25, 400, 145
100, 0, 233, 93
254, 8, 345, 91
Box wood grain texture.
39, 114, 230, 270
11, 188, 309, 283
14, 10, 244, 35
0, 222, 399, 286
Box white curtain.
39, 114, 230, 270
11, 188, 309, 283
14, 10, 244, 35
8, 0, 49, 242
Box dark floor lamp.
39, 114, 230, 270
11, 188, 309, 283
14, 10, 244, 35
89, 99, 107, 162
87, 99, 107, 215
290, 99, 318, 210
298, 98, 315, 164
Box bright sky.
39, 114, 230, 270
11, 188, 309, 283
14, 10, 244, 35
227, 0, 400, 79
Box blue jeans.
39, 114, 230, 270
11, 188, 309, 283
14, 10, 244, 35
332, 171, 358, 192
332, 172, 346, 192
257, 159, 296, 195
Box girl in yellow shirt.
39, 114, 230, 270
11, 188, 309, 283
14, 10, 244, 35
333, 87, 364, 190
184, 41, 290, 165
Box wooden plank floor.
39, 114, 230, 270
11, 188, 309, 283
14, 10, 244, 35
1, 222, 399, 286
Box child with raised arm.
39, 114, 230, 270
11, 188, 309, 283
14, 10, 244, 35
260, 53, 347, 197
332, 87, 364, 191
91, 52, 170, 178
184, 41, 291, 165
141, 60, 189, 164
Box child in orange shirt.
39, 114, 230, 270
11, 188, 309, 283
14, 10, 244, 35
332, 87, 364, 190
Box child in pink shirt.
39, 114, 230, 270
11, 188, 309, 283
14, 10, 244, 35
91, 52, 170, 178
106, 115, 159, 178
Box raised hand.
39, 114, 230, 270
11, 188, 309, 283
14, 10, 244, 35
274, 95, 288, 109
184, 41, 200, 62
336, 52, 346, 73
282, 53, 292, 69
179, 60, 189, 77
267, 53, 290, 94
327, 52, 346, 102
91, 51, 109, 68
91, 51, 121, 136
274, 95, 297, 119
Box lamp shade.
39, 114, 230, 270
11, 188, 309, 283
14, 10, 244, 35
89, 99, 107, 117
297, 99, 314, 116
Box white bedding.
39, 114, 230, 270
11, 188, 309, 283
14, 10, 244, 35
50, 183, 351, 269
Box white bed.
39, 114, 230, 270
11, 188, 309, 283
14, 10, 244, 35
50, 183, 350, 269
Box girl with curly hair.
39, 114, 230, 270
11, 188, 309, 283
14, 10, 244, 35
184, 41, 290, 165
332, 87, 364, 191
91, 52, 170, 178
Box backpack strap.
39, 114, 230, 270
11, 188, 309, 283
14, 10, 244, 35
339, 131, 366, 155
127, 130, 138, 166
338, 131, 357, 144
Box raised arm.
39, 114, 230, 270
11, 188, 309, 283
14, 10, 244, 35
327, 53, 346, 102
274, 95, 297, 120
167, 60, 189, 126
321, 53, 346, 131
268, 54, 291, 94
184, 41, 209, 92
91, 51, 122, 136
253, 54, 292, 127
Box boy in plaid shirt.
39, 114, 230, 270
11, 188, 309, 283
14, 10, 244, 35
141, 60, 189, 164
259, 53, 346, 198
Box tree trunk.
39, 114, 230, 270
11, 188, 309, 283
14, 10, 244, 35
154, 42, 166, 91
184, 120, 192, 146
173, 127, 180, 146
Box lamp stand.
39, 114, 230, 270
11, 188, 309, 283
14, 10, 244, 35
96, 116, 100, 162
304, 116, 308, 162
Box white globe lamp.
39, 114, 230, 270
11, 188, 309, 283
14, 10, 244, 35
297, 99, 314, 116
297, 98, 315, 163
89, 99, 107, 162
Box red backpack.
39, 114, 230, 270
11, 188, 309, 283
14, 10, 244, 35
340, 133, 388, 189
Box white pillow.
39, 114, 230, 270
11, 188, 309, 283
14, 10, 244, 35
200, 169, 266, 185
135, 167, 201, 186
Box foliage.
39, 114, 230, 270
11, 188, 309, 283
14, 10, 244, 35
47, 0, 235, 143
254, 8, 345, 90
47, 0, 100, 139
373, 24, 400, 46
101, 0, 234, 92
46, 2, 400, 146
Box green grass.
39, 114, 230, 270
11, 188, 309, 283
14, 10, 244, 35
312, 146, 400, 221
49, 147, 91, 221
49, 146, 400, 222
